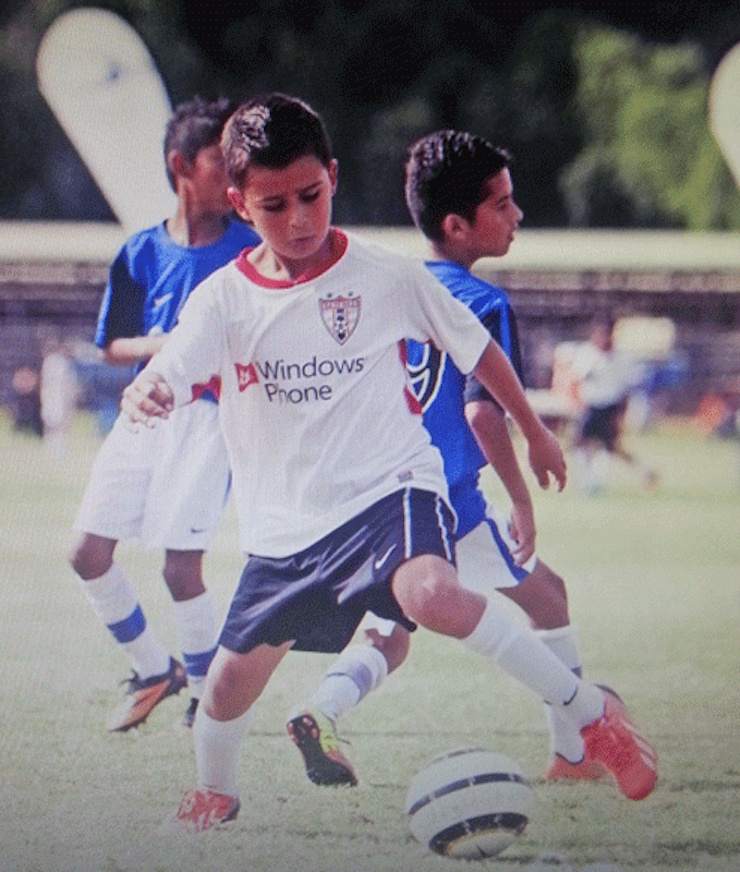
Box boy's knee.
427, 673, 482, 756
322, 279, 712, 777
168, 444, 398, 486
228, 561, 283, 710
520, 561, 569, 629
393, 560, 484, 638
418, 579, 463, 623
162, 552, 205, 601
538, 564, 567, 600
69, 534, 114, 580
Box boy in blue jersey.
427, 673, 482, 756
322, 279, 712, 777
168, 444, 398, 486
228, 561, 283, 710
289, 130, 656, 795
69, 97, 259, 731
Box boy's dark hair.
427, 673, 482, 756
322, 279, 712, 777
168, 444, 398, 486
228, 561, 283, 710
163, 96, 235, 191
405, 130, 511, 242
221, 93, 333, 189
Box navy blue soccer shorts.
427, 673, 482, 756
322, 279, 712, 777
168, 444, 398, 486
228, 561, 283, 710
218, 488, 456, 655
579, 400, 626, 450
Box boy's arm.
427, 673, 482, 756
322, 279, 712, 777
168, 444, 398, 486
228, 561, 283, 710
102, 334, 168, 367
119, 278, 224, 427
95, 248, 150, 363
465, 398, 536, 565
472, 339, 566, 491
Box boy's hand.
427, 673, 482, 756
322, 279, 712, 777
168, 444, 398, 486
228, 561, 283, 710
527, 424, 567, 491
509, 500, 536, 566
120, 370, 174, 429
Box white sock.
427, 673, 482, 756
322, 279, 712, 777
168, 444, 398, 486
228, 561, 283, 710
78, 563, 170, 679
538, 625, 587, 762
311, 644, 389, 722
173, 591, 219, 699
537, 624, 583, 673
592, 448, 612, 487
461, 600, 604, 729
193, 707, 252, 797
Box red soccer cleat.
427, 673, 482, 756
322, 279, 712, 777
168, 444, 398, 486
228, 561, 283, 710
581, 690, 658, 800
544, 754, 607, 781
175, 788, 240, 832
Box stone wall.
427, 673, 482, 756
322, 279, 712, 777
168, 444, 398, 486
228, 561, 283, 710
2, 243, 739, 418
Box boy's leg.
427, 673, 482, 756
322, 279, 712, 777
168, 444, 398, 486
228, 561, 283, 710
71, 417, 185, 730
305, 621, 408, 723
289, 512, 594, 786
392, 555, 602, 717
201, 641, 292, 720
176, 641, 292, 831
71, 532, 184, 731
500, 560, 568, 630
392, 555, 657, 800
499, 560, 604, 777
287, 621, 409, 786
145, 402, 230, 724
164, 549, 219, 725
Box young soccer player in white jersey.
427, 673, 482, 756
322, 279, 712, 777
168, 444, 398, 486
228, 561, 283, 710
571, 314, 659, 494
289, 130, 658, 798
69, 97, 260, 731
120, 94, 656, 830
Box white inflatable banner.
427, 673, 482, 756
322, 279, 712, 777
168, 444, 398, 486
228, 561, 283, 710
709, 42, 740, 189
37, 8, 176, 231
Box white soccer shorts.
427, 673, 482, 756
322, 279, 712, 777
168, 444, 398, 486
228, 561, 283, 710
454, 505, 538, 594
74, 399, 230, 550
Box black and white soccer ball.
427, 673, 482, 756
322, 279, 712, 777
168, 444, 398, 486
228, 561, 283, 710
405, 748, 533, 860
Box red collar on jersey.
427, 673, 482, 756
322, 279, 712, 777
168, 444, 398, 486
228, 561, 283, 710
235, 228, 348, 288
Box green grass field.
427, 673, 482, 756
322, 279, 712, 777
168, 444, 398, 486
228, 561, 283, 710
1, 413, 738, 872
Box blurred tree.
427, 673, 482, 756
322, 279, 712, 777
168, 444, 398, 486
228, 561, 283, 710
462, 12, 583, 226
348, 10, 583, 226
560, 25, 740, 228
1, 1, 740, 227
0, 1, 116, 219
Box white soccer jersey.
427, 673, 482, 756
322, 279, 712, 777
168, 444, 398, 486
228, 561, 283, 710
571, 343, 642, 407
148, 231, 490, 556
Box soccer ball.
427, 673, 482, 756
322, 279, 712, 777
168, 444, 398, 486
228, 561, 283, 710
405, 748, 532, 860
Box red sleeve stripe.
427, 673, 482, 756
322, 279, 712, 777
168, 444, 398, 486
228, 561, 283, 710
191, 374, 222, 402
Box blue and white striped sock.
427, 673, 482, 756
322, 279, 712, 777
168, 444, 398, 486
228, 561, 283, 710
78, 562, 170, 679
173, 591, 219, 699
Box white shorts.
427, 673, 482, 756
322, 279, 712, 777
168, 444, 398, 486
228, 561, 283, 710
455, 505, 537, 594
74, 399, 230, 550
359, 504, 537, 637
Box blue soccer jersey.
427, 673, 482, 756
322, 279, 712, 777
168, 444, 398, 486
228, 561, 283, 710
406, 260, 524, 537
95, 218, 260, 352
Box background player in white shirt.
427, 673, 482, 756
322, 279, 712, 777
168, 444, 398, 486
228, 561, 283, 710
69, 97, 259, 732
121, 93, 656, 830
572, 315, 659, 494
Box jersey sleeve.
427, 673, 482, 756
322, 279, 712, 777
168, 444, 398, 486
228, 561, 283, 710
143, 276, 226, 407
404, 265, 490, 374
94, 250, 146, 348
464, 303, 525, 406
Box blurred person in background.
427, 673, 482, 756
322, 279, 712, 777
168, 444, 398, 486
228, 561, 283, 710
571, 315, 659, 495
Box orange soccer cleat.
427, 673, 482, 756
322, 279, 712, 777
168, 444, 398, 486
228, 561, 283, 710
106, 656, 187, 732
580, 690, 658, 800
175, 788, 240, 832
544, 754, 607, 781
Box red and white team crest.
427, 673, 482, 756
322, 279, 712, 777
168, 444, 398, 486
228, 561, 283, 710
235, 362, 259, 392
319, 293, 361, 345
